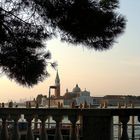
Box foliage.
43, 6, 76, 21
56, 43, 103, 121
0, 0, 126, 86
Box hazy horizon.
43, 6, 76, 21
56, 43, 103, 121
1, 0, 140, 102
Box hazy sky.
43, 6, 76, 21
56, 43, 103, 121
0, 0, 140, 102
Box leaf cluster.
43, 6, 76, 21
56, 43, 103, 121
33, 0, 126, 50
0, 0, 126, 86
0, 2, 52, 86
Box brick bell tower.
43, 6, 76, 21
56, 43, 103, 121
55, 70, 60, 97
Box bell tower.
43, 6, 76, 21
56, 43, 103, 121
55, 70, 60, 97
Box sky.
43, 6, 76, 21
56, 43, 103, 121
0, 0, 140, 102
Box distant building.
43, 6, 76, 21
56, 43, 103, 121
48, 71, 64, 107
103, 95, 140, 106
49, 72, 94, 106
63, 84, 93, 106
46, 97, 64, 107
35, 72, 94, 107
92, 97, 104, 105
76, 89, 93, 105
26, 69, 103, 108
103, 95, 126, 106
26, 98, 36, 107
36, 94, 47, 105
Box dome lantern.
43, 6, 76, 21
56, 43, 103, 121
72, 84, 81, 92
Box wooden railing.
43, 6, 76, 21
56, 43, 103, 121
0, 106, 140, 140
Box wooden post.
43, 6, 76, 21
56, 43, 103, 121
100, 103, 103, 108
60, 103, 63, 108
84, 101, 88, 108
58, 102, 61, 108
103, 101, 108, 108
79, 104, 83, 109
2, 103, 5, 108
71, 101, 76, 108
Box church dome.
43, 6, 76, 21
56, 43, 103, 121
72, 84, 81, 92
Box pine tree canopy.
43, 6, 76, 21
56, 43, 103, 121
0, 0, 126, 86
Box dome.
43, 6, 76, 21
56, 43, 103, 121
72, 84, 81, 92
81, 89, 90, 96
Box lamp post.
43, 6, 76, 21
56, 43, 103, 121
48, 86, 57, 108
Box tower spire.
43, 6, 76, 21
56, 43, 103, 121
55, 70, 60, 97
55, 70, 60, 86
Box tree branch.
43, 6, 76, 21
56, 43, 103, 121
0, 7, 35, 26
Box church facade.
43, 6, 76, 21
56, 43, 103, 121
37, 71, 94, 107
63, 84, 93, 106
53, 72, 94, 106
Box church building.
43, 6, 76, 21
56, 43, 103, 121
63, 84, 93, 106
37, 71, 94, 107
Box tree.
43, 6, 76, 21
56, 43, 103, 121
0, 0, 126, 86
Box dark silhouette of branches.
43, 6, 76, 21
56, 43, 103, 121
0, 1, 53, 86
0, 0, 126, 86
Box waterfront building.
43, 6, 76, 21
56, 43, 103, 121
34, 71, 63, 107
35, 72, 94, 107
34, 72, 140, 107
103, 95, 140, 106
63, 85, 93, 106
43, 71, 94, 107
